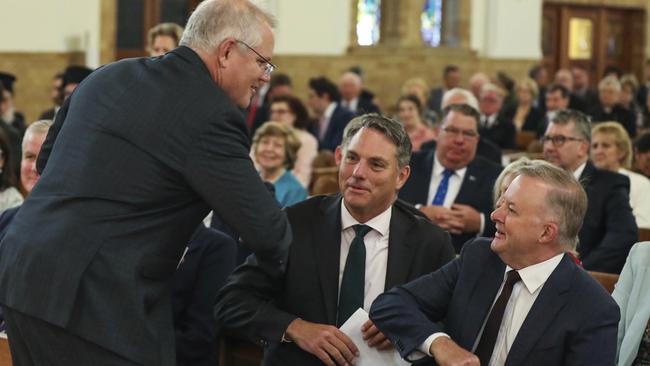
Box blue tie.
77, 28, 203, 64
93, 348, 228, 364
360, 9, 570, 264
432, 169, 454, 206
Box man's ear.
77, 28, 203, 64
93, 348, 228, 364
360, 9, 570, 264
539, 221, 559, 245
335, 146, 343, 165
217, 38, 236, 67
395, 165, 411, 190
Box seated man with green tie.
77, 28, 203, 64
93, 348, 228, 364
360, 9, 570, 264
370, 160, 620, 366
215, 114, 455, 366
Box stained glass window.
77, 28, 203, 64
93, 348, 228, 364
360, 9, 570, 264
421, 0, 443, 47
357, 0, 381, 46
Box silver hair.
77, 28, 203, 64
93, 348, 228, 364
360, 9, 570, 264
180, 0, 276, 53
441, 88, 479, 111
22, 120, 52, 149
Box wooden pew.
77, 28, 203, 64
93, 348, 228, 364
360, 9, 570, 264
588, 271, 619, 294
639, 228, 650, 242
218, 337, 262, 366
0, 336, 12, 366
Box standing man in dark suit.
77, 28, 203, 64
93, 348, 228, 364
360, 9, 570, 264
307, 76, 355, 151
371, 161, 620, 366
0, 1, 292, 365
543, 109, 637, 273
215, 114, 455, 366
428, 64, 461, 116
400, 104, 502, 252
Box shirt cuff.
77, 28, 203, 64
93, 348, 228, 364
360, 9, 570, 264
419, 332, 450, 357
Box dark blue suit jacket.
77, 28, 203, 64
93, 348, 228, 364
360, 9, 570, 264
311, 103, 355, 151
399, 146, 502, 252
578, 161, 637, 273
370, 238, 620, 366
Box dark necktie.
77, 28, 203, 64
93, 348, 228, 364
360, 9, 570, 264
475, 270, 522, 365
337, 224, 372, 326
431, 169, 454, 206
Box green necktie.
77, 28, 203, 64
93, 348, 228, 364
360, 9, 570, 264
337, 224, 372, 326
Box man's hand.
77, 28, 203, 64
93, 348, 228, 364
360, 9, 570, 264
285, 318, 359, 366
429, 336, 479, 366
420, 205, 454, 229
449, 204, 481, 234
361, 319, 392, 350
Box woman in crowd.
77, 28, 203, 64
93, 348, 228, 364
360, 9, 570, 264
147, 22, 184, 57
268, 95, 317, 188
507, 78, 544, 132
252, 121, 307, 207
396, 95, 435, 152
619, 74, 644, 130
612, 241, 650, 366
591, 122, 650, 228
589, 76, 637, 138
400, 78, 438, 126
0, 130, 22, 212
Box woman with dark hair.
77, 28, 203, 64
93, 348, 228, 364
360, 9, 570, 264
269, 95, 318, 188
0, 129, 22, 212
396, 94, 435, 152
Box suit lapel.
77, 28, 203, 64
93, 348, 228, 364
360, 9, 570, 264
455, 159, 480, 205
384, 206, 416, 290
314, 196, 343, 325
505, 255, 574, 366
458, 253, 506, 349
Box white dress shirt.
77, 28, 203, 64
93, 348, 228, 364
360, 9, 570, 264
420, 253, 564, 365
318, 102, 337, 140
619, 168, 650, 229
572, 161, 587, 181
426, 155, 485, 234
341, 98, 359, 114
339, 202, 391, 312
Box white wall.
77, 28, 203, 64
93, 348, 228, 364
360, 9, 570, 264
0, 0, 102, 67
471, 0, 542, 59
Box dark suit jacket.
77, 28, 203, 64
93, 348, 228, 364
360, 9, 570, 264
578, 161, 637, 273
370, 238, 620, 366
172, 225, 237, 366
0, 46, 291, 365
399, 146, 503, 252
39, 107, 57, 121
354, 94, 381, 115
311, 103, 355, 151
587, 104, 637, 138
427, 88, 445, 115
215, 195, 455, 366
479, 115, 517, 150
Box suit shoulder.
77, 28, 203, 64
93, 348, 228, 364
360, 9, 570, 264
285, 195, 335, 219
587, 167, 630, 190
470, 156, 503, 176
570, 267, 620, 310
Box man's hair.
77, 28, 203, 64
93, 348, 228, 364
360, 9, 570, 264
180, 0, 276, 52
546, 84, 570, 99
340, 114, 412, 169
528, 65, 544, 80
270, 73, 292, 89
516, 161, 588, 251
0, 129, 17, 190
309, 76, 340, 103
441, 87, 479, 111
270, 94, 311, 130
147, 23, 184, 50
479, 83, 505, 100
252, 121, 301, 170
592, 122, 633, 169
23, 120, 53, 150
441, 103, 481, 130
598, 75, 622, 92
635, 132, 650, 153
443, 64, 459, 76
551, 109, 592, 142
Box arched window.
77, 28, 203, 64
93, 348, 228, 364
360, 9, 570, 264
356, 0, 381, 46
421, 0, 443, 47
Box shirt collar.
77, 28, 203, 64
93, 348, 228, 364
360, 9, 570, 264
323, 102, 337, 120
506, 253, 564, 294
340, 200, 392, 237
433, 154, 467, 180
572, 161, 587, 180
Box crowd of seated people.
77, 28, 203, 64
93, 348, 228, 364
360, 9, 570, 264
5, 29, 650, 365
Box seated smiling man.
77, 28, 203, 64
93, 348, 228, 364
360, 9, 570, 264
370, 160, 620, 366
215, 114, 454, 366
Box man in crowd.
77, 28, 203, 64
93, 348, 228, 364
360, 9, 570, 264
400, 104, 502, 253
60, 65, 93, 100
635, 132, 650, 178
536, 83, 571, 137
0, 72, 26, 136
478, 83, 516, 149
370, 161, 620, 366
428, 64, 461, 115
216, 114, 455, 366
528, 64, 549, 111
543, 109, 637, 273
39, 73, 64, 120
339, 71, 380, 115
249, 72, 292, 134
554, 68, 586, 112
0, 1, 292, 365
307, 76, 355, 151
571, 66, 598, 107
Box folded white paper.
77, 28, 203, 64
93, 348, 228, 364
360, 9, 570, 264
339, 308, 409, 366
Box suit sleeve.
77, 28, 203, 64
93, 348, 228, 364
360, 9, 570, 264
581, 176, 637, 273
184, 107, 292, 275
214, 254, 298, 347
36, 95, 71, 174
370, 255, 461, 359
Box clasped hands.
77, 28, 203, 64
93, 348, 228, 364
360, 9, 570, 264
420, 204, 481, 235
285, 318, 392, 366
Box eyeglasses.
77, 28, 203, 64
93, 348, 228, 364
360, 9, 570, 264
441, 126, 479, 140
541, 135, 584, 147
236, 40, 277, 77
